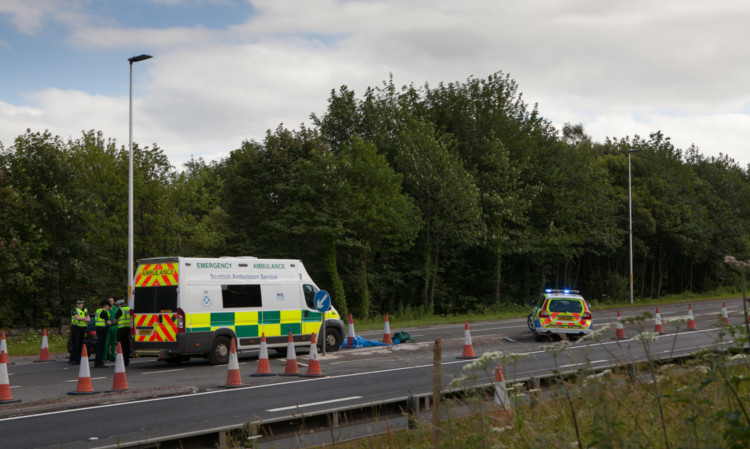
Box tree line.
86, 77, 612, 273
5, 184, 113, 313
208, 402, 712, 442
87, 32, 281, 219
1, 72, 748, 328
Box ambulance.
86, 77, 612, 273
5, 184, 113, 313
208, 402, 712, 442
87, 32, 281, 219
132, 256, 345, 364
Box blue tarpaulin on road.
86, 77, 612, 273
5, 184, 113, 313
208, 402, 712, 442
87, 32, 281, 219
340, 336, 388, 348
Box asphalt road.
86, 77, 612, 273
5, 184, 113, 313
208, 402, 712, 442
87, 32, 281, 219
0, 298, 746, 448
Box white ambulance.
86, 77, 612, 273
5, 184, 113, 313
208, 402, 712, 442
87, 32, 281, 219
132, 256, 345, 364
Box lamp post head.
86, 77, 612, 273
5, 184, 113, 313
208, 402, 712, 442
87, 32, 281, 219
128, 54, 153, 64
628, 148, 643, 154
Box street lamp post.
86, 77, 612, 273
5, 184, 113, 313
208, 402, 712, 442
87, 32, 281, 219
128, 54, 152, 305
628, 148, 642, 304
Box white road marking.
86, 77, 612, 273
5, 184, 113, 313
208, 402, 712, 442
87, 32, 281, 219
64, 377, 107, 383
142, 369, 184, 375
267, 396, 362, 412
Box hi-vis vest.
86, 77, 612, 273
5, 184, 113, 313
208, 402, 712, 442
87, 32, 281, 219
118, 306, 131, 329
95, 308, 108, 327
71, 307, 88, 327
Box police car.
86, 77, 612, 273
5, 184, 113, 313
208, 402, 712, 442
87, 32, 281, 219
527, 289, 592, 341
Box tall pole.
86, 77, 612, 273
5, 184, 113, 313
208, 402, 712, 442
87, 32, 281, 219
128, 54, 152, 306
628, 148, 642, 305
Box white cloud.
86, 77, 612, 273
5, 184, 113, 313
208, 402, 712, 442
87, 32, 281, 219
1, 0, 750, 169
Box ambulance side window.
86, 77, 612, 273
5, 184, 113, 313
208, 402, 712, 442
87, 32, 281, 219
222, 284, 262, 308
303, 284, 318, 310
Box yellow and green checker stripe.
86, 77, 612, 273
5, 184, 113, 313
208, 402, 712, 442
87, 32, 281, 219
185, 310, 339, 338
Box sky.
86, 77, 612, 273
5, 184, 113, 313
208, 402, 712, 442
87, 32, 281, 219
1, 0, 749, 171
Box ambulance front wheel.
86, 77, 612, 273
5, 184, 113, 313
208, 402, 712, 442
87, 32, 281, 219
323, 327, 342, 352
209, 336, 231, 365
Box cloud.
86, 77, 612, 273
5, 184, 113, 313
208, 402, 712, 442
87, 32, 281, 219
1, 0, 750, 170
0, 0, 91, 36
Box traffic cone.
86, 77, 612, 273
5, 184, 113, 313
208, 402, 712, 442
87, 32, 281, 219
382, 314, 393, 345
281, 331, 300, 376
35, 329, 52, 362
0, 331, 7, 356
68, 346, 100, 395
108, 342, 129, 392
654, 307, 665, 334
615, 309, 626, 339
302, 333, 324, 377
346, 314, 356, 348
0, 331, 11, 366
493, 363, 512, 421
686, 304, 697, 330
721, 302, 730, 325
218, 338, 245, 388
457, 322, 477, 359
0, 347, 20, 404
251, 333, 276, 377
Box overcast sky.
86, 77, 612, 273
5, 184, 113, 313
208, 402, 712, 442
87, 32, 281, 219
1, 0, 749, 170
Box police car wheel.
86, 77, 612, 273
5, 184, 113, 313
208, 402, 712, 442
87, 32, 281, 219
209, 336, 230, 365
527, 315, 535, 331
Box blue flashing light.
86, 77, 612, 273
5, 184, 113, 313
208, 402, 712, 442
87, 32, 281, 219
545, 289, 552, 293
563, 289, 570, 294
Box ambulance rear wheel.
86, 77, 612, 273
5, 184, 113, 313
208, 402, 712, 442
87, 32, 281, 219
210, 336, 230, 365
323, 327, 342, 352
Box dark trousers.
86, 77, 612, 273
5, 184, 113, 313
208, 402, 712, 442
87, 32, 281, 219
117, 327, 131, 366
69, 326, 85, 363
95, 327, 108, 366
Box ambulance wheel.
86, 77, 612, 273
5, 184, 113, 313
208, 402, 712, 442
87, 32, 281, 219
209, 336, 230, 365
323, 327, 342, 352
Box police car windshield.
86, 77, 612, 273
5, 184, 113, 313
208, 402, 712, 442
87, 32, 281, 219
548, 299, 583, 313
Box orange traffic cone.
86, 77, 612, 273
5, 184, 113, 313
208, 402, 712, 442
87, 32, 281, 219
251, 333, 276, 377
0, 331, 7, 357
302, 333, 324, 377
686, 304, 697, 330
108, 342, 129, 392
457, 322, 477, 359
35, 329, 52, 362
0, 331, 11, 366
721, 302, 730, 325
346, 314, 356, 348
281, 331, 300, 376
218, 338, 245, 388
615, 309, 626, 339
0, 347, 20, 404
654, 307, 665, 334
493, 363, 512, 421
68, 346, 100, 395
383, 314, 393, 344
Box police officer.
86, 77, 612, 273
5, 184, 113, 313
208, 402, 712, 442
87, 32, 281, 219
94, 300, 112, 368
68, 299, 90, 365
115, 299, 131, 366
